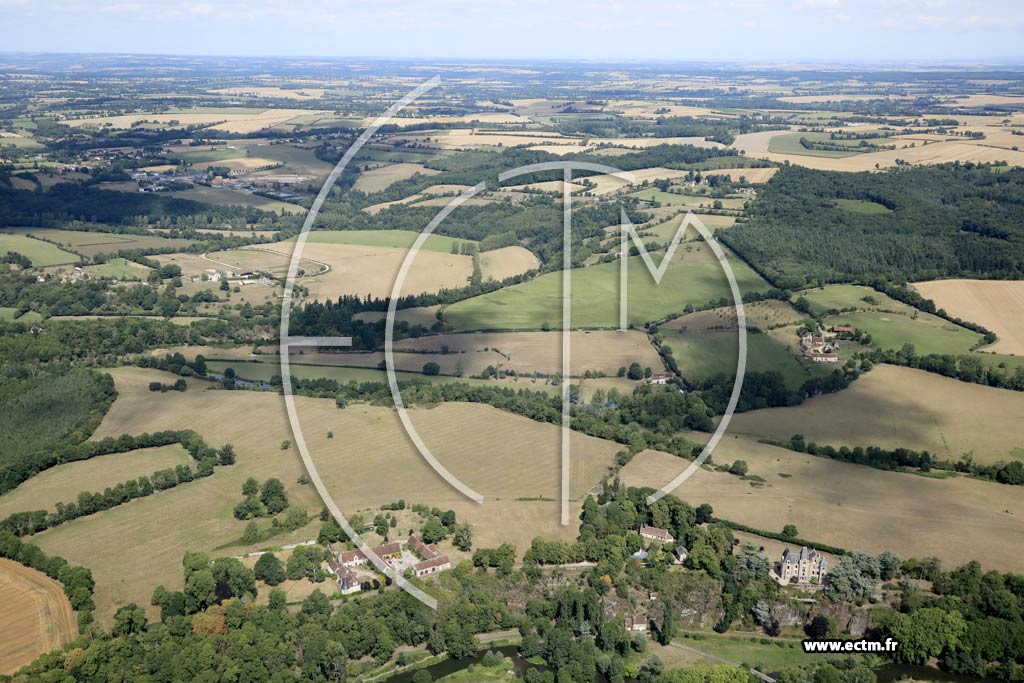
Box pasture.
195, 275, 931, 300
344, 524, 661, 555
293, 229, 472, 254
168, 186, 305, 214
392, 330, 663, 377
443, 244, 770, 331
0, 445, 191, 519
659, 328, 826, 389
352, 163, 439, 193
83, 257, 153, 280
0, 559, 77, 676
912, 279, 1024, 355
619, 433, 1024, 572
726, 364, 1024, 465
823, 310, 982, 356
3, 227, 193, 257
795, 284, 904, 316
31, 367, 610, 622
0, 233, 79, 266
206, 359, 559, 394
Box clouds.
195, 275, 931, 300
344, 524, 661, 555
0, 0, 1021, 60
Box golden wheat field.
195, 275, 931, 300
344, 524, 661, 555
479, 246, 540, 280
620, 435, 1024, 572
913, 279, 1024, 355
725, 364, 1024, 464
0, 559, 77, 675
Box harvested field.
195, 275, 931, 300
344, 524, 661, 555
619, 435, 1024, 573
586, 167, 690, 196
64, 108, 327, 133
913, 279, 1024, 355
393, 330, 663, 377
352, 163, 439, 193
0, 559, 77, 675
32, 367, 611, 622
479, 246, 539, 280
0, 444, 192, 519
702, 167, 778, 183
726, 364, 1024, 465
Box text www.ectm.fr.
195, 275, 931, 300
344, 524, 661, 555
802, 639, 899, 653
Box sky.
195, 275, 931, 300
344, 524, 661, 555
1, 0, 1022, 62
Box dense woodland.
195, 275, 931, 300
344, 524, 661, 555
724, 163, 1024, 289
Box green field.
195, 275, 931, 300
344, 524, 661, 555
84, 258, 153, 280
628, 188, 746, 210
206, 360, 560, 394
169, 187, 305, 214
673, 634, 849, 670
0, 233, 79, 266
767, 132, 861, 158
292, 230, 475, 254
795, 284, 902, 316
834, 198, 893, 215
662, 329, 828, 389
444, 246, 770, 331
0, 307, 19, 321
824, 310, 982, 355
167, 147, 252, 163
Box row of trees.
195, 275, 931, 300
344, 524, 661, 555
771, 433, 1024, 485
1, 433, 236, 535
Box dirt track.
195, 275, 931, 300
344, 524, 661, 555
0, 559, 77, 675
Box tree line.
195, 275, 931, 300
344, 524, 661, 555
1, 433, 236, 536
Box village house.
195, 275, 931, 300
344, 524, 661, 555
413, 555, 452, 578
639, 526, 675, 543
326, 558, 361, 595
646, 372, 676, 385
773, 546, 828, 584
673, 545, 689, 563
624, 614, 648, 633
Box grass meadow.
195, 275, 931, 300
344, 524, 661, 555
444, 245, 770, 331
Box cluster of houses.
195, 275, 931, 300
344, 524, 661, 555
194, 268, 273, 286
325, 533, 453, 595
800, 329, 842, 363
